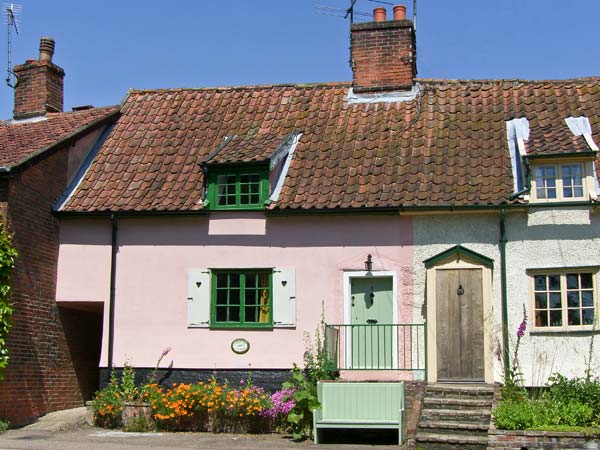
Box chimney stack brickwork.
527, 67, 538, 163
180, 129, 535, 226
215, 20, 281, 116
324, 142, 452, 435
350, 19, 416, 93
13, 38, 64, 120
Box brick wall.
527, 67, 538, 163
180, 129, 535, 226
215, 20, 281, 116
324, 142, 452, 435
0, 144, 95, 426
350, 19, 416, 93
13, 60, 64, 119
488, 428, 600, 449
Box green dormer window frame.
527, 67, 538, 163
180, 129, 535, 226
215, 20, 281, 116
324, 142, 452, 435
206, 164, 270, 210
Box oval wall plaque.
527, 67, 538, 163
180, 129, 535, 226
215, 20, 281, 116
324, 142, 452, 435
231, 338, 250, 355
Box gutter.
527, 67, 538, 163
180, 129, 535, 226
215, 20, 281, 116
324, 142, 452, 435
499, 207, 511, 378
107, 214, 117, 372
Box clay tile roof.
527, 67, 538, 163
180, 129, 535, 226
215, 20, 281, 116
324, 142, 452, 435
205, 133, 288, 165
0, 106, 119, 168
527, 122, 591, 156
59, 78, 600, 213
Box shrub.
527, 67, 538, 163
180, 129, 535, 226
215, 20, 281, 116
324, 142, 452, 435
281, 366, 320, 440
92, 371, 123, 428
493, 400, 534, 430
0, 419, 8, 433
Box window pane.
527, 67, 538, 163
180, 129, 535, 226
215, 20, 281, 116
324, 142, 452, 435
580, 273, 593, 289
535, 310, 548, 327
574, 187, 584, 197
534, 275, 547, 291
549, 292, 562, 308
229, 273, 240, 288
535, 293, 547, 309
568, 309, 581, 326
564, 187, 573, 197
245, 306, 258, 322
582, 291, 594, 307
549, 310, 562, 326
244, 288, 257, 305
229, 306, 240, 322
245, 272, 257, 287
229, 289, 240, 305
216, 306, 227, 322
216, 289, 228, 305
548, 275, 561, 290
567, 291, 580, 308
582, 308, 595, 325
216, 273, 228, 288
546, 188, 556, 198
566, 274, 579, 289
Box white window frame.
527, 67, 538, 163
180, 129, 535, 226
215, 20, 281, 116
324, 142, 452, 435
530, 159, 594, 203
529, 268, 598, 331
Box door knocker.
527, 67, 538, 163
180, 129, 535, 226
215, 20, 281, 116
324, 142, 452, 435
457, 284, 464, 296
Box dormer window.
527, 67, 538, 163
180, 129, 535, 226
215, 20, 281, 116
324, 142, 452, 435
202, 132, 302, 211
533, 162, 585, 201
207, 166, 269, 210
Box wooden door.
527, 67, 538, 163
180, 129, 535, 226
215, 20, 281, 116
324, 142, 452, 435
436, 269, 484, 381
350, 277, 394, 369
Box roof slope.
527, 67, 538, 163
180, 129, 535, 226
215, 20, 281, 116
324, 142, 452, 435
0, 106, 118, 168
60, 78, 600, 213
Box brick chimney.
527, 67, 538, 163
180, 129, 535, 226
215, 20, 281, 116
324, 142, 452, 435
13, 37, 65, 119
350, 4, 416, 93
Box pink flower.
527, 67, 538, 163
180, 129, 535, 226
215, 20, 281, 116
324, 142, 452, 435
516, 308, 528, 339
161, 347, 172, 357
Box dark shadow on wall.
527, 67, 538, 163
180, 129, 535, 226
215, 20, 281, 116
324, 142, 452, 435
58, 303, 103, 402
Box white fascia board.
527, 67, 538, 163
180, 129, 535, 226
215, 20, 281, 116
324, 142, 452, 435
269, 133, 302, 203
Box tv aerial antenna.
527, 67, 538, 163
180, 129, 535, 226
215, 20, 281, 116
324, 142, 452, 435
315, 0, 370, 24
316, 0, 417, 27
3, 3, 21, 88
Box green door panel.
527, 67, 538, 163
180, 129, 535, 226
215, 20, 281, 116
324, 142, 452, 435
350, 277, 394, 369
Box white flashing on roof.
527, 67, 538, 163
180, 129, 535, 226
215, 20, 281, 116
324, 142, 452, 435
269, 133, 302, 203
506, 117, 530, 193
4, 115, 48, 125
346, 83, 420, 104
565, 116, 599, 151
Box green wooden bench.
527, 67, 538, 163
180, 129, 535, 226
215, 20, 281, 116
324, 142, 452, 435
312, 381, 405, 445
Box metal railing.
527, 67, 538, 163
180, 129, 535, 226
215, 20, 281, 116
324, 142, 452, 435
324, 323, 427, 372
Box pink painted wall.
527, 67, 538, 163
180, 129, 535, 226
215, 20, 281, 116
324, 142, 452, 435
56, 213, 414, 371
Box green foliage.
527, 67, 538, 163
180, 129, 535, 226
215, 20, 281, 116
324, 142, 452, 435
92, 371, 123, 428
121, 362, 138, 402
0, 223, 17, 382
494, 375, 600, 430
122, 414, 151, 433
493, 400, 535, 430
303, 308, 338, 385
0, 419, 8, 433
282, 365, 320, 440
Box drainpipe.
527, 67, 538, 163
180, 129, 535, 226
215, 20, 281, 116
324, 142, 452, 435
499, 208, 510, 378
107, 213, 117, 372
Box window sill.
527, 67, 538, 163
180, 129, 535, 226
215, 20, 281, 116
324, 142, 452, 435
530, 329, 600, 337
209, 325, 273, 331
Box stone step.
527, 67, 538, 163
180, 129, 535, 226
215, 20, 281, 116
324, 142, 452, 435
418, 419, 489, 436
422, 396, 492, 409
420, 407, 491, 423
425, 383, 495, 399
416, 431, 488, 450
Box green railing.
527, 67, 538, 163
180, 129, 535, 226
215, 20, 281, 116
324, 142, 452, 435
324, 323, 427, 372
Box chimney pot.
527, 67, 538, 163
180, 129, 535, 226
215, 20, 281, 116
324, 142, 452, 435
393, 4, 407, 20
373, 7, 387, 22
39, 36, 55, 62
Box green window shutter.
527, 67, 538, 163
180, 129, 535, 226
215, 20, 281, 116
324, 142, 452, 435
273, 268, 296, 327
187, 269, 210, 327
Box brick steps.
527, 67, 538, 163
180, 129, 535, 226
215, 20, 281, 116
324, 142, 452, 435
415, 383, 494, 450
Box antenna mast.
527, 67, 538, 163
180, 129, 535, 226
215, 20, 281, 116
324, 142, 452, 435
4, 3, 21, 88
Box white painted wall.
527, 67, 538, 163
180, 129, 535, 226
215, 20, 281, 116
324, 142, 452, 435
506, 207, 600, 385
412, 208, 600, 386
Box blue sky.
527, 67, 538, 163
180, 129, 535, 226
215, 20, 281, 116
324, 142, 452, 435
1, 0, 599, 119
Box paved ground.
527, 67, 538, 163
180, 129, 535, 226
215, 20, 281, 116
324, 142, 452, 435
0, 428, 402, 450
0, 408, 403, 449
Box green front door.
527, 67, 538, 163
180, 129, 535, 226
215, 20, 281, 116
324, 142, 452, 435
350, 277, 394, 369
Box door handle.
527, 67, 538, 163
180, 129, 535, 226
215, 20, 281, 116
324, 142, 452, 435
367, 319, 378, 324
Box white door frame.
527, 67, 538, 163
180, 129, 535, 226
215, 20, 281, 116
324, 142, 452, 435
343, 271, 398, 369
